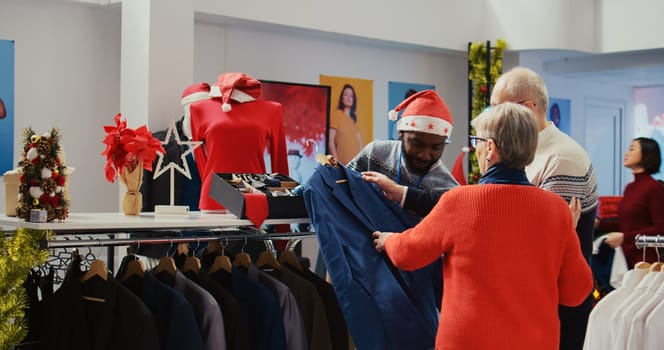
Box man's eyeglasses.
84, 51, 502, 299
469, 135, 487, 148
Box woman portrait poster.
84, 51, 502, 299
320, 75, 373, 164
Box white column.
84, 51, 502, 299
120, 0, 194, 131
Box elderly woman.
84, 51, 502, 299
373, 103, 592, 350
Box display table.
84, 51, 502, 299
0, 211, 310, 234
1, 212, 313, 274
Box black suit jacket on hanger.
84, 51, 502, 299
40, 276, 160, 350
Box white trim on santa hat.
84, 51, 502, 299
208, 85, 257, 112
181, 91, 210, 106
181, 91, 210, 140
230, 89, 256, 103
398, 115, 453, 137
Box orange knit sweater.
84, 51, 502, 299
384, 184, 593, 350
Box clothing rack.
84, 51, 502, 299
41, 232, 316, 249
635, 234, 664, 249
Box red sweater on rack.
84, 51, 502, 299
384, 184, 593, 350
189, 98, 289, 210
599, 172, 664, 268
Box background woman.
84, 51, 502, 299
374, 103, 592, 349
599, 137, 664, 268
328, 84, 362, 163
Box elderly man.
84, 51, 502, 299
347, 89, 459, 218
490, 67, 599, 350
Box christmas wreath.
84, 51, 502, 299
15, 128, 69, 222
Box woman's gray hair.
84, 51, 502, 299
471, 102, 539, 169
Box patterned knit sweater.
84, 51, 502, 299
526, 122, 598, 213
384, 184, 593, 350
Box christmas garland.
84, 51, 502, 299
467, 39, 506, 183
15, 128, 69, 222
0, 228, 51, 348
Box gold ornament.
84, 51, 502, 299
30, 135, 40, 143
32, 198, 39, 205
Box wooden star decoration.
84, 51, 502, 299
153, 119, 203, 181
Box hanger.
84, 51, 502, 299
81, 259, 108, 283
278, 239, 303, 271
182, 240, 202, 274
635, 261, 652, 269
205, 240, 224, 255
154, 256, 178, 276
649, 235, 663, 272
80, 259, 108, 303
210, 254, 233, 274
233, 237, 252, 269
307, 139, 339, 167
119, 242, 145, 282
177, 243, 189, 256
120, 258, 145, 282
154, 240, 177, 276
256, 244, 281, 271
183, 256, 202, 274
209, 237, 232, 274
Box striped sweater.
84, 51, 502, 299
526, 122, 599, 213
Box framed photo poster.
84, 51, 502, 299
259, 80, 331, 184
319, 75, 373, 164
548, 97, 571, 135
0, 39, 15, 174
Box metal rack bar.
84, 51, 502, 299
635, 234, 664, 249
40, 232, 316, 249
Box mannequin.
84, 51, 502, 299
188, 73, 289, 211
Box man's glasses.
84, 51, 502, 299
469, 135, 487, 148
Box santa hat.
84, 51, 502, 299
389, 89, 453, 137
181, 82, 211, 106
209, 72, 262, 112
451, 147, 469, 186
180, 83, 211, 139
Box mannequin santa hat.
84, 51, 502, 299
451, 146, 470, 185
209, 72, 262, 112
389, 89, 453, 137
180, 82, 211, 140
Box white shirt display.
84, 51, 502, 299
642, 272, 664, 349
609, 271, 659, 349
583, 268, 648, 350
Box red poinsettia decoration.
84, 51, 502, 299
101, 113, 165, 183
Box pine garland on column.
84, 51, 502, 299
467, 39, 506, 184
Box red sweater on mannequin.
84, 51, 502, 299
189, 98, 289, 210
